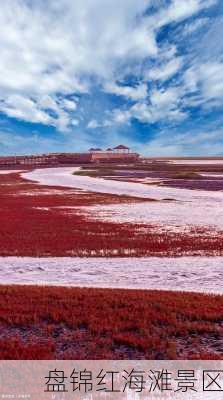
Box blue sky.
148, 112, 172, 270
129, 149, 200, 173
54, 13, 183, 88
0, 0, 223, 156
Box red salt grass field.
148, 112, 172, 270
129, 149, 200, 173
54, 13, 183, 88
0, 170, 222, 361
0, 171, 223, 256
0, 285, 222, 360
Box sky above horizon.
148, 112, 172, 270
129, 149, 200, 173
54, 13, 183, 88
0, 0, 223, 156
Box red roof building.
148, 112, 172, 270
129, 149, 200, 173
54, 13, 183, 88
113, 144, 130, 153
88, 148, 102, 152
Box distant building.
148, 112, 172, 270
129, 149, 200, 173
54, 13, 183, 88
88, 148, 102, 153
89, 144, 138, 163
113, 144, 130, 154
0, 145, 139, 167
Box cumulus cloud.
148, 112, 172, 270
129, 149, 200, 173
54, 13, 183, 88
0, 0, 221, 159
0, 95, 52, 125
111, 86, 186, 125
0, 0, 217, 133
62, 99, 77, 111
0, 0, 157, 131
104, 82, 148, 101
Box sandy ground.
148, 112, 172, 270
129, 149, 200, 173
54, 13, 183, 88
22, 167, 223, 201
22, 167, 223, 232
0, 170, 24, 174
0, 167, 217, 294
79, 200, 223, 232
1, 256, 222, 294
170, 159, 223, 165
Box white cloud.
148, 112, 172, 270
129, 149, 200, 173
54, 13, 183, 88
143, 126, 223, 157
71, 119, 79, 126
0, 95, 52, 125
146, 57, 183, 81
0, 0, 218, 133
184, 62, 223, 106
152, 0, 217, 28
0, 2, 156, 86
0, 0, 158, 130
199, 63, 223, 100
111, 86, 186, 125
104, 82, 148, 100
183, 17, 209, 35
87, 119, 100, 129
150, 87, 180, 107
0, 93, 74, 132
62, 99, 77, 111
112, 109, 131, 124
